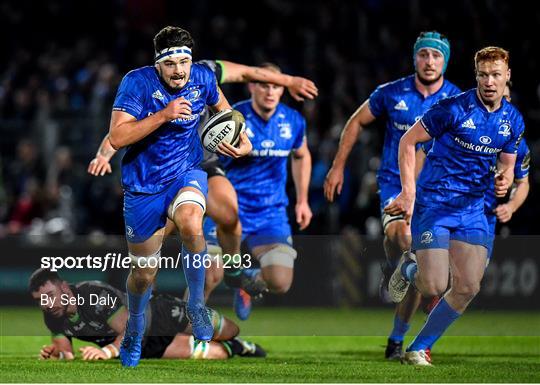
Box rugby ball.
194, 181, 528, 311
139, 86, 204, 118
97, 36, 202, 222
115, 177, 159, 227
201, 109, 245, 153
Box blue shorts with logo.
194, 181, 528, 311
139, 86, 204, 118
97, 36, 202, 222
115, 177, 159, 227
411, 201, 491, 251
123, 169, 208, 243
378, 182, 402, 215
241, 205, 293, 249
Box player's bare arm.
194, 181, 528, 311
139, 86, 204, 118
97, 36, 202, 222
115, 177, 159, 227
88, 134, 117, 176
494, 175, 529, 223
220, 60, 318, 101
108, 97, 192, 150
415, 148, 427, 181
79, 306, 127, 360
292, 139, 312, 230
495, 152, 517, 198
384, 121, 432, 223
39, 335, 73, 360
324, 100, 376, 202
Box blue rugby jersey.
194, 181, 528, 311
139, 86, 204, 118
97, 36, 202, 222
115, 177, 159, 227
484, 139, 530, 214
368, 75, 461, 187
220, 100, 306, 212
112, 63, 219, 193
418, 89, 525, 209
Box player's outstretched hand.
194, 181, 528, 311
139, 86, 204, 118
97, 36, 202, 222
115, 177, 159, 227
162, 97, 192, 121
88, 155, 112, 176
217, 132, 252, 158
79, 346, 109, 360
494, 203, 513, 223
384, 192, 415, 224
296, 201, 313, 230
39, 345, 74, 360
324, 166, 344, 202
494, 169, 511, 198
288, 77, 318, 101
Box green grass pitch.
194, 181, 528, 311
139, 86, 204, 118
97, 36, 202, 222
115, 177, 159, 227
1, 307, 539, 383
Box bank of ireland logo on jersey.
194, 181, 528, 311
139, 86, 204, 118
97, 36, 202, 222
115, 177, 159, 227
126, 226, 134, 238
421, 231, 433, 244
480, 136, 492, 145
261, 140, 275, 149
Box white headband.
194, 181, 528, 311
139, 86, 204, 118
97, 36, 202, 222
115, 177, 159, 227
155, 46, 192, 63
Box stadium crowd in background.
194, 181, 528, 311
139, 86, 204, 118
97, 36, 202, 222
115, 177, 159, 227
1, 0, 539, 239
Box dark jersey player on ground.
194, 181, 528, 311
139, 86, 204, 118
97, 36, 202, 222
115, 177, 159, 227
29, 269, 265, 361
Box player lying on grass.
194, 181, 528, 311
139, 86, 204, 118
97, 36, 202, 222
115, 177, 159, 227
29, 268, 265, 361
88, 59, 318, 305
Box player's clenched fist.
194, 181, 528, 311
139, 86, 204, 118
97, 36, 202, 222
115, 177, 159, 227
161, 97, 192, 121
384, 192, 415, 224
494, 170, 511, 198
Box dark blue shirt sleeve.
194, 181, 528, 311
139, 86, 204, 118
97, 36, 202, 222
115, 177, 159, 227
419, 102, 452, 139
514, 142, 530, 179
205, 67, 220, 107
112, 72, 146, 119
502, 115, 525, 154
368, 85, 386, 117
420, 139, 434, 154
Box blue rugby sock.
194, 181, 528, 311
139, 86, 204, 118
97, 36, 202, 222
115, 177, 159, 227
401, 260, 418, 283
126, 284, 152, 332
182, 245, 207, 307
407, 298, 461, 352
389, 314, 411, 342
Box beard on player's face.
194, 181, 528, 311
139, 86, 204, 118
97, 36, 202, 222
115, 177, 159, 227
157, 60, 191, 90
416, 69, 443, 86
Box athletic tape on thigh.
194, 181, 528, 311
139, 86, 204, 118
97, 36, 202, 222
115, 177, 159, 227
167, 190, 206, 220
129, 249, 161, 267
382, 212, 405, 231
259, 244, 297, 268
189, 336, 210, 359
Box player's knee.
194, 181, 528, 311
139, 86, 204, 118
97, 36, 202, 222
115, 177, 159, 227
176, 207, 203, 238
266, 276, 292, 294
216, 205, 240, 231
419, 278, 447, 297
453, 281, 481, 301
205, 266, 223, 290
385, 222, 410, 251
130, 269, 157, 291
